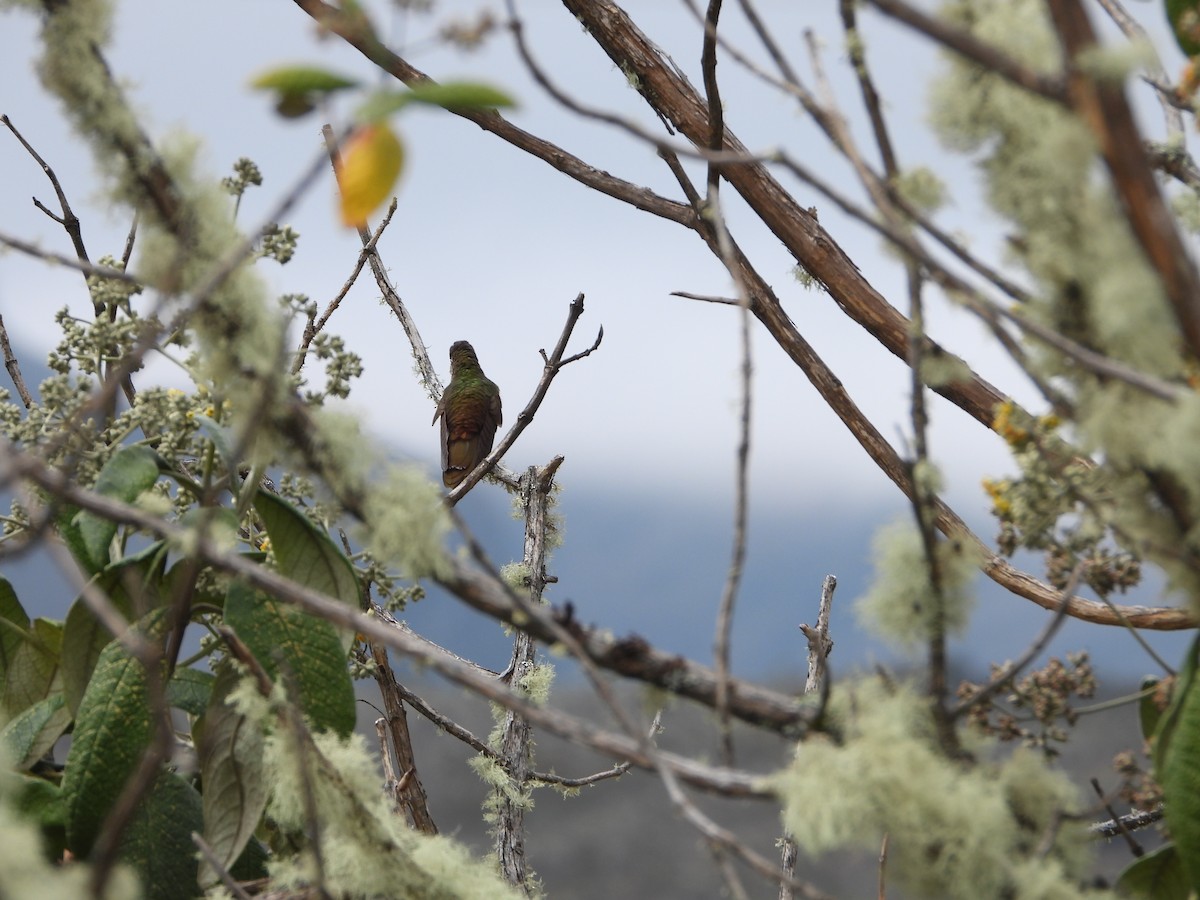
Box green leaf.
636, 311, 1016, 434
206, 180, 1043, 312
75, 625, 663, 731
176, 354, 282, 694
3, 618, 63, 719
167, 667, 214, 717
223, 581, 355, 737
1167, 0, 1200, 58
72, 445, 162, 572
358, 81, 515, 122
251, 65, 359, 94
120, 771, 203, 900
1117, 843, 1191, 899
229, 836, 270, 882
195, 665, 267, 890
62, 611, 165, 856
56, 506, 93, 577
254, 490, 361, 649
61, 548, 158, 717
0, 577, 31, 684
1157, 636, 1200, 893
252, 65, 360, 119
12, 775, 67, 860
2, 693, 71, 770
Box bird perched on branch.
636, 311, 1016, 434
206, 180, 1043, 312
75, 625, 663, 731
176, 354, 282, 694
432, 340, 502, 488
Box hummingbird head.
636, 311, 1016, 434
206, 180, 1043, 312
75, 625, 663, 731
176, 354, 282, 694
448, 341, 480, 372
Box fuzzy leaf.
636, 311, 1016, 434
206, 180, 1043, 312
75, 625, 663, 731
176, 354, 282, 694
72, 445, 162, 572
167, 667, 214, 717
2, 693, 71, 770
253, 490, 361, 650
336, 123, 404, 227
3, 619, 63, 719
60, 545, 160, 716
223, 581, 355, 736
0, 577, 30, 685
120, 771, 203, 900
62, 612, 164, 856
195, 665, 267, 889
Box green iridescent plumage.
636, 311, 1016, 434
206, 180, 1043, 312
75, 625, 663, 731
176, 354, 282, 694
432, 341, 502, 488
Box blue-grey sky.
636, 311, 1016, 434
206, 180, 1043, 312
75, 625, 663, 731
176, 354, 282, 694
0, 1, 1193, 676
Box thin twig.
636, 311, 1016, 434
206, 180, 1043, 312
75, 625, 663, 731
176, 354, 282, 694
293, 184, 397, 374
1, 114, 90, 278
317, 124, 441, 397
501, 0, 777, 168
878, 832, 890, 900
1093, 0, 1185, 139
1090, 804, 1164, 838
0, 316, 34, 408
867, 0, 1068, 103
192, 833, 253, 900
1047, 0, 1200, 361
444, 293, 602, 504
1090, 777, 1143, 857
701, 0, 726, 203
951, 564, 1081, 718
800, 575, 836, 697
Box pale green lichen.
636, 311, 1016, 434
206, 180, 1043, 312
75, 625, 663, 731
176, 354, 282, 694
361, 467, 452, 580
856, 518, 978, 648
0, 748, 139, 899
1074, 40, 1155, 83
892, 165, 947, 214
1171, 190, 1200, 235
912, 458, 944, 496
500, 562, 531, 591
263, 727, 520, 900
769, 679, 1100, 899
518, 661, 555, 706
919, 350, 973, 388
791, 264, 819, 291
928, 0, 1199, 609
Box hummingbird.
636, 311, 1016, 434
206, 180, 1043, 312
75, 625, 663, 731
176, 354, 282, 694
432, 341, 503, 488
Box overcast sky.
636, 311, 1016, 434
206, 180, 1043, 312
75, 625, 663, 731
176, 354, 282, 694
1, 0, 1193, 661
0, 2, 1051, 499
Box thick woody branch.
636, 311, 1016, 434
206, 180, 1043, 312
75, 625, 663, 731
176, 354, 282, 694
1045, 0, 1200, 360
290, 0, 693, 227
0, 436, 813, 741
558, 0, 1007, 433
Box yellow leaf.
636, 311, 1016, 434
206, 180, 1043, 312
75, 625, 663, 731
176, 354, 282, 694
336, 125, 405, 227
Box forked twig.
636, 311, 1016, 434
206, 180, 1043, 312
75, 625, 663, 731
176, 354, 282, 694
445, 293, 602, 503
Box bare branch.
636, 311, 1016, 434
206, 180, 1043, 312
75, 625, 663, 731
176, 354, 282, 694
0, 315, 34, 409
951, 565, 1080, 719
2, 113, 91, 289
1094, 0, 1185, 139
1090, 804, 1164, 838
801, 575, 836, 697
445, 294, 602, 503
316, 124, 442, 396
292, 0, 696, 226
1046, 0, 1200, 360
192, 833, 252, 900
866, 0, 1068, 104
